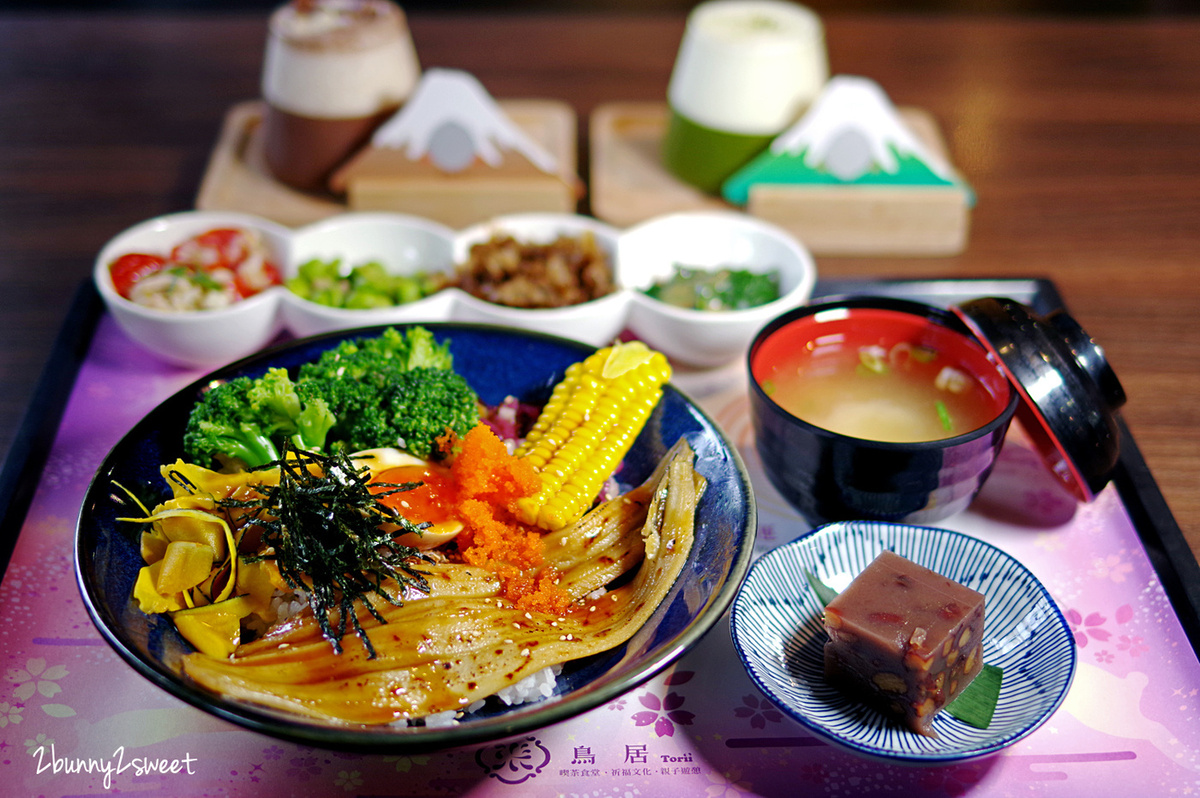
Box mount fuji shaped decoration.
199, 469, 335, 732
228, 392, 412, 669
330, 69, 579, 227
712, 75, 973, 255
722, 76, 968, 202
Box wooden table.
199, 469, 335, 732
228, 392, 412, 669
1, 10, 1197, 569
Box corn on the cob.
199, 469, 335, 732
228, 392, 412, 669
515, 341, 671, 530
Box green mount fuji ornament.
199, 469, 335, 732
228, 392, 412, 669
722, 75, 973, 205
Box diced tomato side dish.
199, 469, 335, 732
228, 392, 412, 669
109, 227, 281, 309
109, 252, 168, 298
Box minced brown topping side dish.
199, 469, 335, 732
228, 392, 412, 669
451, 232, 616, 309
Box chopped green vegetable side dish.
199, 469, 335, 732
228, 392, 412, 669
643, 264, 780, 311
287, 257, 446, 309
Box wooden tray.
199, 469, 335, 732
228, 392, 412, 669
196, 99, 579, 228
589, 101, 972, 257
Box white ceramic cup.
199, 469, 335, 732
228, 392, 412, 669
260, 0, 421, 193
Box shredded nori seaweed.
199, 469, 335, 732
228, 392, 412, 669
217, 444, 432, 658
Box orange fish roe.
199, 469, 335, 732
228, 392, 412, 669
452, 424, 542, 504
450, 425, 572, 613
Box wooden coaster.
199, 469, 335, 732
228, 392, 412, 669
196, 99, 579, 228
589, 102, 971, 257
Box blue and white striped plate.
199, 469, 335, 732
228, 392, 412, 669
730, 520, 1077, 764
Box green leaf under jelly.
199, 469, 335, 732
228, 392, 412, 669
945, 663, 1003, 729
804, 569, 839, 608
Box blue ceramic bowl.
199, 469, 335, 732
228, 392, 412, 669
748, 297, 1019, 525
730, 520, 1077, 764
75, 323, 756, 752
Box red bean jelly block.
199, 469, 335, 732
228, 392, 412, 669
822, 549, 985, 736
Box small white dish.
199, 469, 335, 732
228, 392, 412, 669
730, 520, 1076, 764
281, 212, 458, 338
619, 211, 816, 367
93, 210, 289, 369
450, 213, 628, 347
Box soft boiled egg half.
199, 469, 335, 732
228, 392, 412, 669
354, 447, 465, 550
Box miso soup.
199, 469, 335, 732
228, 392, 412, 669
752, 307, 1012, 443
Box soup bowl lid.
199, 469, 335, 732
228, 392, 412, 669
952, 296, 1126, 503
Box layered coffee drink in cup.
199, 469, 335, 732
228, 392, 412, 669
261, 0, 420, 193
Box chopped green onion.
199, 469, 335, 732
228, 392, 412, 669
936, 400, 953, 432
804, 567, 1001, 729
858, 346, 889, 375
912, 346, 939, 363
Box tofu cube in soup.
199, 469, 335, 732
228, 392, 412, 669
822, 550, 985, 735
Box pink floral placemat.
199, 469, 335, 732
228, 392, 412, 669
1, 312, 1199, 797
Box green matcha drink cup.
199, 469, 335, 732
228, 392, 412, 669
662, 0, 827, 195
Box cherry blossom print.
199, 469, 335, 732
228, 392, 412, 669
1117, 634, 1150, 657
334, 770, 363, 791
631, 670, 696, 738
6, 658, 67, 702
285, 754, 322, 781
704, 767, 753, 796
1066, 608, 1111, 647
733, 694, 783, 729
384, 753, 431, 772
23, 732, 51, 756
1091, 553, 1133, 583
632, 690, 696, 738
0, 701, 24, 728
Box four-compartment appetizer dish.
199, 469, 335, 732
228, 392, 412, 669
93, 209, 817, 369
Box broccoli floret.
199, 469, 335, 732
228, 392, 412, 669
295, 327, 475, 456
183, 375, 283, 468
296, 372, 390, 454
331, 367, 480, 458
298, 326, 453, 386
245, 367, 302, 434
293, 393, 337, 452
183, 367, 336, 468
184, 328, 477, 467
387, 367, 481, 457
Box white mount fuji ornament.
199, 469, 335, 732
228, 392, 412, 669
329, 68, 578, 226
369, 68, 558, 175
